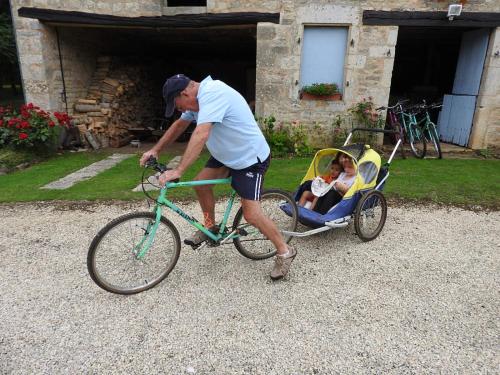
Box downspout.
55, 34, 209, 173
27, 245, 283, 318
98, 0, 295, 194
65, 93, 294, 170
55, 27, 68, 112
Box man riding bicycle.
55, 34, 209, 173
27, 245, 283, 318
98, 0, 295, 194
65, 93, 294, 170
140, 74, 296, 280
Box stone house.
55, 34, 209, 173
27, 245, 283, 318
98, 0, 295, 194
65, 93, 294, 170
9, 0, 500, 148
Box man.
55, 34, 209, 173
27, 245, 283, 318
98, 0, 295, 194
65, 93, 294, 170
140, 74, 296, 280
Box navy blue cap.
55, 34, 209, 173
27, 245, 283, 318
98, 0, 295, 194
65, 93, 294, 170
163, 74, 191, 117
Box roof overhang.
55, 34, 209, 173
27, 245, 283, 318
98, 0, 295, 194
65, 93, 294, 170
17, 7, 280, 29
363, 10, 500, 27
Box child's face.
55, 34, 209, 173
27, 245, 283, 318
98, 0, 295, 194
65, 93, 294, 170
330, 164, 342, 178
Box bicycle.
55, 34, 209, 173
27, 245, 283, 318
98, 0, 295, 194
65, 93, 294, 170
377, 100, 408, 159
412, 100, 443, 159
395, 102, 427, 159
87, 157, 298, 295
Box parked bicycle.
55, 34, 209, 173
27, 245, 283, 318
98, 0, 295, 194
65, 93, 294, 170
394, 101, 427, 159
411, 100, 443, 159
377, 100, 408, 159
87, 157, 298, 295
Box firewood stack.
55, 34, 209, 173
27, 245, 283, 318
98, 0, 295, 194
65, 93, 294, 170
72, 56, 157, 148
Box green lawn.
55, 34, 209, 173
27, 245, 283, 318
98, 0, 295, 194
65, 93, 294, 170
0, 151, 498, 208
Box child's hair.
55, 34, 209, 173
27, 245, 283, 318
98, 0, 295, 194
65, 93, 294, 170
331, 156, 343, 169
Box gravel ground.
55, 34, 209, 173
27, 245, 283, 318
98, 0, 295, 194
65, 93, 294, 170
0, 201, 498, 374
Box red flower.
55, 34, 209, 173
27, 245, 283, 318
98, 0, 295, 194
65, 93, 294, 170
19, 133, 28, 140
21, 121, 30, 129
8, 118, 19, 127
48, 121, 55, 127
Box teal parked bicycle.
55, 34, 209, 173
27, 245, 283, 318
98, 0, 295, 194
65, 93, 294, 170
395, 102, 427, 159
87, 157, 298, 295
412, 100, 443, 159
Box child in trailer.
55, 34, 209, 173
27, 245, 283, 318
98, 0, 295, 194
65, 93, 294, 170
313, 154, 357, 215
298, 158, 343, 210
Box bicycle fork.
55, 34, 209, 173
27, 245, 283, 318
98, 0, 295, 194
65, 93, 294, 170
134, 206, 163, 259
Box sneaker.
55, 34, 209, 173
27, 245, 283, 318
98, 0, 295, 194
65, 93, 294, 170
270, 247, 297, 280
184, 226, 218, 247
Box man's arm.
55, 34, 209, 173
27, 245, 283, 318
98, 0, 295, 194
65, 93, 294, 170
139, 118, 191, 166
158, 123, 212, 184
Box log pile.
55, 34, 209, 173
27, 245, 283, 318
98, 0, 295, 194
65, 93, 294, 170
72, 56, 157, 148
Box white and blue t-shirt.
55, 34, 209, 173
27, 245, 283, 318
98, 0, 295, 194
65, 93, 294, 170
180, 76, 270, 170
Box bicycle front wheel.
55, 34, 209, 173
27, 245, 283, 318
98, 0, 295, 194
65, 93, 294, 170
409, 124, 426, 159
87, 212, 181, 295
232, 189, 298, 260
427, 123, 443, 159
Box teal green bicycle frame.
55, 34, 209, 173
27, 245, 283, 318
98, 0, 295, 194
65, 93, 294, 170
137, 177, 241, 258
398, 105, 421, 142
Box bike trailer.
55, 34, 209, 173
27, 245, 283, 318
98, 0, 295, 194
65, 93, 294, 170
281, 144, 382, 228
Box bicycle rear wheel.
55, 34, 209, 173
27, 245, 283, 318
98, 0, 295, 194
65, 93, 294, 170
87, 212, 181, 295
232, 189, 298, 260
409, 124, 426, 159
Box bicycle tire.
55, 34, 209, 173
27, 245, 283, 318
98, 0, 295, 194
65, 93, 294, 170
409, 123, 426, 159
232, 189, 298, 260
394, 122, 406, 159
87, 212, 181, 295
354, 190, 387, 242
428, 123, 443, 159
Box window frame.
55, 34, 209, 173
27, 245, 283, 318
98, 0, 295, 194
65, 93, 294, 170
298, 23, 351, 100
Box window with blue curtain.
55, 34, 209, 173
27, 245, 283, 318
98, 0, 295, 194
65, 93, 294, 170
300, 26, 348, 92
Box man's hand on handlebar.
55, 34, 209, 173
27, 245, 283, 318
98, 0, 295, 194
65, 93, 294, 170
140, 149, 159, 167
159, 168, 182, 186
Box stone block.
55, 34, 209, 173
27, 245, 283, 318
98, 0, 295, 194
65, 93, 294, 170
347, 55, 366, 69
369, 46, 394, 58
387, 28, 398, 46
257, 23, 277, 40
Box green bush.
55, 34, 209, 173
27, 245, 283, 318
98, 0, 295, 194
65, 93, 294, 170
259, 116, 314, 157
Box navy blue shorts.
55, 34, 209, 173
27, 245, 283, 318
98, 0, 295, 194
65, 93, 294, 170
205, 155, 270, 200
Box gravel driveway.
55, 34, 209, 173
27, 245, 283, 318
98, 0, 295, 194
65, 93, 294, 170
0, 201, 498, 374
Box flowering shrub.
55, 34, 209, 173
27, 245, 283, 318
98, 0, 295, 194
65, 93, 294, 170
0, 103, 71, 149
259, 116, 314, 157
348, 97, 380, 128
347, 98, 381, 144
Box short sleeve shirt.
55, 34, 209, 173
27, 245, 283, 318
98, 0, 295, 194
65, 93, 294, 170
180, 76, 270, 170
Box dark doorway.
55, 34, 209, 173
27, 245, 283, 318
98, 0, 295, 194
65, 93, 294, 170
55, 24, 257, 143
0, 1, 24, 107
389, 26, 476, 105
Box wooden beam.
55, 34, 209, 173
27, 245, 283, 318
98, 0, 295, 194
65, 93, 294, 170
17, 7, 280, 28
363, 10, 500, 27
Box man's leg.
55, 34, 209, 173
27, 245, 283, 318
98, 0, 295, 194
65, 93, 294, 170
241, 198, 297, 279
193, 166, 229, 228
240, 198, 288, 254
184, 165, 229, 247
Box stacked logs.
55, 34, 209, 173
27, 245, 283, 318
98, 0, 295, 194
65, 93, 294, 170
72, 57, 157, 148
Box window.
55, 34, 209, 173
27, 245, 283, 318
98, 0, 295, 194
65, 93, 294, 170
300, 27, 348, 92
358, 161, 379, 184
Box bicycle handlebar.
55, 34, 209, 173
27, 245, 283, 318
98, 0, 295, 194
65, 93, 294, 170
145, 156, 167, 173
376, 99, 410, 112
145, 156, 180, 183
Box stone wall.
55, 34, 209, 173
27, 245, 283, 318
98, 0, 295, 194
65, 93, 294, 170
10, 0, 500, 147
471, 27, 500, 149
255, 0, 500, 147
